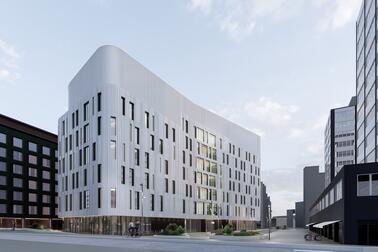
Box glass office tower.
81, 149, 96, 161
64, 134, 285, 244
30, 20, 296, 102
356, 0, 377, 164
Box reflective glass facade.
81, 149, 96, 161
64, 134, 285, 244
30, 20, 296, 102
356, 0, 378, 164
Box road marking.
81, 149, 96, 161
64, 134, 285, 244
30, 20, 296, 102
294, 250, 333, 252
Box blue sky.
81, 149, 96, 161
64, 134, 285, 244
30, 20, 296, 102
0, 0, 361, 216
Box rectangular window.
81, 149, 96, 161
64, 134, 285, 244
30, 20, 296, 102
145, 112, 149, 128
165, 123, 169, 139
165, 160, 168, 175
92, 142, 96, 161
84, 101, 89, 121
13, 137, 22, 148
134, 148, 140, 166
0, 133, 6, 144
165, 178, 169, 193
145, 172, 149, 189
160, 195, 163, 211
135, 191, 140, 210
172, 180, 176, 194
110, 141, 116, 159
110, 117, 116, 136
84, 169, 87, 186
98, 188, 101, 208
145, 152, 149, 169
172, 128, 176, 142
110, 188, 116, 208
13, 151, 23, 161
97, 92, 101, 112
150, 135, 155, 151
151, 194, 155, 211
121, 166, 126, 184
97, 164, 102, 183
83, 124, 89, 143
0, 147, 6, 158
159, 139, 163, 155
135, 127, 139, 144
121, 97, 126, 115
129, 168, 135, 186
97, 116, 102, 135
13, 164, 22, 174
76, 110, 79, 126
357, 175, 370, 196
28, 142, 37, 152
129, 102, 134, 120
372, 174, 378, 196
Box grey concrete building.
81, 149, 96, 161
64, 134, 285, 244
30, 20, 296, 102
304, 166, 324, 225
295, 201, 304, 228
286, 209, 295, 228
324, 97, 356, 187
259, 182, 271, 229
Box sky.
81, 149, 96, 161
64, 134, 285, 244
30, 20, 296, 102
0, 0, 362, 216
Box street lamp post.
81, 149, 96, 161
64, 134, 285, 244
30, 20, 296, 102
268, 204, 271, 240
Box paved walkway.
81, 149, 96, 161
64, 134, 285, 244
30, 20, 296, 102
0, 229, 374, 252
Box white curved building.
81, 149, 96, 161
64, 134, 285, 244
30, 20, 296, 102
57, 45, 261, 234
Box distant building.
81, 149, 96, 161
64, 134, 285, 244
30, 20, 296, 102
272, 216, 287, 229
260, 182, 271, 229
286, 209, 295, 228
324, 97, 356, 187
295, 201, 304, 228
303, 166, 324, 225
0, 114, 60, 229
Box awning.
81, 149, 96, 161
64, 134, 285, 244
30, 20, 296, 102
305, 222, 316, 227
313, 220, 341, 228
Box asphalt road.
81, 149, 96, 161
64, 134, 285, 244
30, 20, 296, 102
0, 229, 374, 252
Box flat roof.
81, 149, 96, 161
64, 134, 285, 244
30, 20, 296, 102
0, 114, 57, 144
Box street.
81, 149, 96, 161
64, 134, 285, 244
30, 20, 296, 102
0, 229, 374, 252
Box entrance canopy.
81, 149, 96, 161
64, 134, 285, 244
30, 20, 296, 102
313, 220, 341, 228
305, 222, 316, 227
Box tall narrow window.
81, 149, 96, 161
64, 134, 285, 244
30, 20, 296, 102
110, 117, 116, 136
135, 127, 139, 144
97, 92, 101, 112
159, 139, 163, 155
185, 120, 188, 133
172, 128, 176, 142
110, 188, 116, 208
165, 123, 169, 139
97, 116, 102, 135
84, 101, 89, 121
150, 135, 155, 151
129, 102, 134, 120
84, 169, 87, 186
76, 110, 79, 126
165, 160, 169, 175
110, 141, 116, 159
97, 164, 102, 183
145, 172, 150, 189
172, 180, 176, 194
134, 148, 140, 166
145, 152, 149, 169
98, 188, 101, 208
129, 168, 135, 186
92, 142, 96, 161
145, 112, 149, 128
151, 194, 155, 211
160, 195, 163, 212
121, 97, 126, 115
121, 166, 126, 184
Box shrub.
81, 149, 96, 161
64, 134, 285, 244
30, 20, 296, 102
214, 228, 224, 235
233, 230, 259, 236
160, 223, 185, 235
223, 224, 233, 235
31, 223, 44, 229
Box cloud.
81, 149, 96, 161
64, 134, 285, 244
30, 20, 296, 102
0, 38, 21, 82
244, 97, 299, 127
314, 0, 361, 31
187, 0, 302, 41
187, 0, 362, 40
